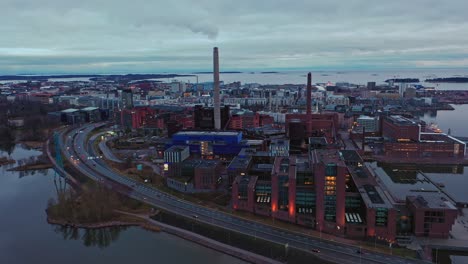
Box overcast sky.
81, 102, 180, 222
1, 0, 468, 74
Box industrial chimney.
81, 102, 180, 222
306, 72, 312, 115
213, 47, 221, 130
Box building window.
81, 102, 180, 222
375, 208, 388, 227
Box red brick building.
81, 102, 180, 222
228, 113, 274, 130
382, 115, 466, 159
231, 150, 399, 242
382, 115, 420, 141
120, 107, 155, 129
193, 160, 222, 190
285, 113, 339, 143
407, 195, 458, 238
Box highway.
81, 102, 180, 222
58, 123, 425, 264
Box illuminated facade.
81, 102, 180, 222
231, 149, 399, 241
382, 115, 466, 158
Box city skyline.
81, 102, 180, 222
1, 0, 468, 74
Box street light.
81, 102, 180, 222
315, 221, 322, 241
359, 245, 362, 264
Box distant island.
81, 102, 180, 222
385, 78, 420, 83
425, 77, 468, 83
192, 71, 242, 74
0, 74, 194, 82
260, 71, 278, 74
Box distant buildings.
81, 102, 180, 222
120, 107, 154, 130
170, 131, 245, 156
165, 159, 222, 193
24, 67, 466, 244
355, 115, 380, 133
194, 105, 230, 130
285, 113, 339, 145
48, 107, 107, 125
382, 115, 465, 159
228, 111, 274, 130
121, 89, 134, 109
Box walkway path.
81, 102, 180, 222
119, 211, 283, 264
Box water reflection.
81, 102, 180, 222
18, 169, 48, 178
0, 140, 15, 156
53, 225, 128, 249
378, 162, 464, 175
0, 144, 245, 264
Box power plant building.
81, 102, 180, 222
170, 131, 245, 156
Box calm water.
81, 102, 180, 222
178, 69, 468, 89
0, 145, 245, 264
420, 104, 468, 136
3, 69, 468, 89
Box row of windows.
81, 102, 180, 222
424, 217, 445, 223
345, 198, 361, 208
425, 211, 444, 217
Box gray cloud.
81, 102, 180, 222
0, 0, 468, 73
186, 22, 219, 39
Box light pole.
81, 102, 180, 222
316, 220, 322, 241
359, 245, 362, 264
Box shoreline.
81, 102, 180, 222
8, 163, 53, 171
20, 141, 45, 149
0, 159, 15, 166
46, 216, 161, 233
120, 212, 283, 264
47, 213, 281, 264
8, 163, 54, 171
371, 156, 468, 165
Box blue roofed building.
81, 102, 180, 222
170, 131, 245, 156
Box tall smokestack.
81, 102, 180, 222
213, 47, 221, 130
306, 72, 312, 115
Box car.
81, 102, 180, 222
311, 249, 320, 253
356, 249, 364, 254
192, 214, 199, 219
